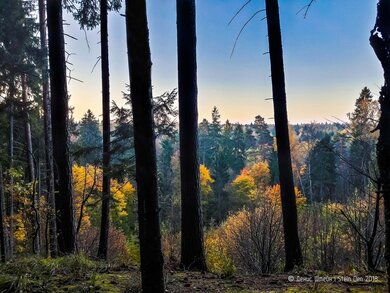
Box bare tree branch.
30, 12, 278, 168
296, 0, 316, 19
230, 10, 266, 59
228, 0, 252, 25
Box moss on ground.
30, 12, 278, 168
0, 256, 386, 292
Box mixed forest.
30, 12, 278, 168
1, 0, 390, 292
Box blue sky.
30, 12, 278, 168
64, 0, 383, 124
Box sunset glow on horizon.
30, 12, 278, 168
64, 0, 383, 124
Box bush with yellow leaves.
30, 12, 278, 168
204, 227, 235, 277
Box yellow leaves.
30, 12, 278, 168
247, 162, 271, 193
205, 228, 235, 277
231, 161, 306, 208
72, 165, 135, 231
232, 172, 255, 201
73, 165, 101, 196
231, 162, 271, 201
14, 214, 27, 253
200, 164, 213, 196
112, 182, 135, 218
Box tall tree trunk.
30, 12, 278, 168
97, 0, 111, 260
125, 0, 165, 291
370, 0, 390, 288
177, 0, 207, 271
39, 0, 58, 258
7, 87, 15, 257
0, 164, 6, 262
21, 74, 40, 255
47, 0, 76, 254
265, 0, 303, 271
21, 76, 35, 184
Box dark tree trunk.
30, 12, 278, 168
21, 74, 40, 255
0, 164, 6, 262
97, 0, 111, 260
39, 0, 58, 258
265, 0, 303, 271
370, 0, 390, 288
7, 87, 14, 257
125, 0, 165, 292
176, 0, 207, 271
47, 0, 76, 254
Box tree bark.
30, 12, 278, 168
47, 0, 76, 254
39, 0, 58, 258
370, 0, 390, 288
21, 74, 40, 255
97, 0, 111, 260
7, 86, 15, 257
0, 164, 6, 262
125, 0, 165, 292
177, 0, 207, 271
265, 0, 303, 271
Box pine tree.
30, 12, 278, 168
265, 0, 303, 271
177, 0, 207, 270
74, 110, 102, 165
349, 87, 379, 197
38, 0, 58, 258
125, 0, 165, 291
198, 119, 210, 165
308, 135, 337, 202
47, 0, 76, 254
231, 124, 246, 174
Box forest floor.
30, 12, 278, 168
0, 255, 386, 292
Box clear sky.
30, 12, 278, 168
64, 0, 383, 124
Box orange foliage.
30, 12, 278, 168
264, 184, 306, 207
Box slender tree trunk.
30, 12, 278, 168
39, 0, 58, 258
125, 0, 165, 291
47, 0, 76, 254
21, 75, 40, 255
97, 0, 111, 260
0, 164, 6, 262
265, 0, 303, 271
21, 76, 35, 184
370, 0, 390, 288
177, 0, 207, 271
7, 88, 14, 257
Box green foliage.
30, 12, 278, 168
308, 135, 337, 202
110, 87, 178, 180
230, 124, 246, 174
348, 87, 379, 197
64, 0, 122, 30
127, 235, 141, 266
73, 109, 102, 165
158, 137, 175, 223
0, 254, 97, 280
0, 255, 141, 292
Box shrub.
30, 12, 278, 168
78, 226, 132, 264
205, 228, 235, 277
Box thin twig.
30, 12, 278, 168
228, 0, 252, 25
91, 56, 101, 74
230, 10, 266, 58
296, 0, 316, 19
